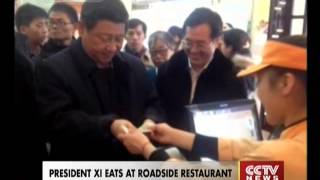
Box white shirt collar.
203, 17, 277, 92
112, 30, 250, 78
188, 57, 212, 74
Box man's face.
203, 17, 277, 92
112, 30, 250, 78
125, 24, 145, 52
182, 23, 217, 69
256, 70, 283, 126
48, 11, 76, 42
20, 17, 48, 45
149, 39, 174, 68
80, 20, 125, 68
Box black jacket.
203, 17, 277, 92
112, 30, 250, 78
39, 38, 76, 60
15, 32, 35, 67
156, 50, 247, 131
35, 39, 165, 160
14, 49, 47, 179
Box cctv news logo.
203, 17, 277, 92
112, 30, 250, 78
240, 161, 284, 180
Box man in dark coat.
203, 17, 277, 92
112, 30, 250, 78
15, 3, 48, 60
38, 2, 78, 60
157, 8, 247, 132
35, 0, 165, 160
14, 48, 48, 179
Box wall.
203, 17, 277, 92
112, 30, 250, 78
250, 0, 270, 63
18, 0, 54, 10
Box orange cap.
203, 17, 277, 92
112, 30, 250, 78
237, 40, 306, 77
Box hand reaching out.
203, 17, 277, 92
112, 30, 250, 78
111, 119, 137, 138
149, 123, 175, 145
118, 130, 156, 158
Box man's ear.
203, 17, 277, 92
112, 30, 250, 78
143, 32, 147, 40
19, 25, 28, 34
280, 73, 296, 96
77, 22, 85, 37
213, 37, 220, 44
72, 22, 79, 31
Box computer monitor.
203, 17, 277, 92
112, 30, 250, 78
187, 99, 263, 141
186, 99, 262, 161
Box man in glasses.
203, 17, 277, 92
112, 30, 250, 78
38, 2, 78, 60
35, 0, 165, 160
146, 31, 176, 82
156, 8, 247, 150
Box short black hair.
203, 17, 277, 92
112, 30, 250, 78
81, 0, 128, 31
49, 2, 78, 23
168, 26, 183, 39
183, 7, 222, 39
15, 3, 48, 30
224, 23, 233, 29
267, 67, 306, 89
125, 18, 147, 34
223, 28, 251, 56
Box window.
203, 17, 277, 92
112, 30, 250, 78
267, 0, 306, 39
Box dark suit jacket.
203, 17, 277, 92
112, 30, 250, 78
156, 49, 247, 131
14, 49, 47, 179
35, 39, 165, 160
38, 38, 76, 60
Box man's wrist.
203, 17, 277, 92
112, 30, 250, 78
142, 142, 156, 159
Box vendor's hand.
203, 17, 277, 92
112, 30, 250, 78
111, 119, 136, 138
150, 123, 175, 145
118, 130, 153, 155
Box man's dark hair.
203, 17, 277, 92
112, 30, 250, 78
168, 26, 183, 39
15, 3, 48, 30
223, 28, 251, 56
125, 18, 147, 34
183, 7, 222, 39
81, 0, 128, 31
49, 2, 78, 23
225, 23, 233, 29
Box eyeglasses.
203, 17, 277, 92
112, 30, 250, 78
150, 47, 169, 56
48, 20, 73, 28
181, 39, 213, 51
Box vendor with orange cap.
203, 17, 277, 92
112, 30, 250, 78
117, 35, 307, 180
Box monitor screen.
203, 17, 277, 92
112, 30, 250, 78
186, 99, 262, 161
187, 99, 262, 140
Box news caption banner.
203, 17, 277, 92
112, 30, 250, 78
43, 161, 237, 180
43, 160, 283, 180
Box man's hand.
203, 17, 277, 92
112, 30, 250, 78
149, 123, 175, 145
151, 123, 195, 151
118, 130, 155, 157
111, 119, 137, 138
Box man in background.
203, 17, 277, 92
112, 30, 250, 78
124, 18, 153, 68
39, 2, 78, 60
15, 3, 48, 61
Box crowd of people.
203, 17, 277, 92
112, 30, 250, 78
14, 0, 306, 180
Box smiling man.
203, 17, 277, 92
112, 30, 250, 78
156, 8, 247, 133
35, 0, 165, 160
